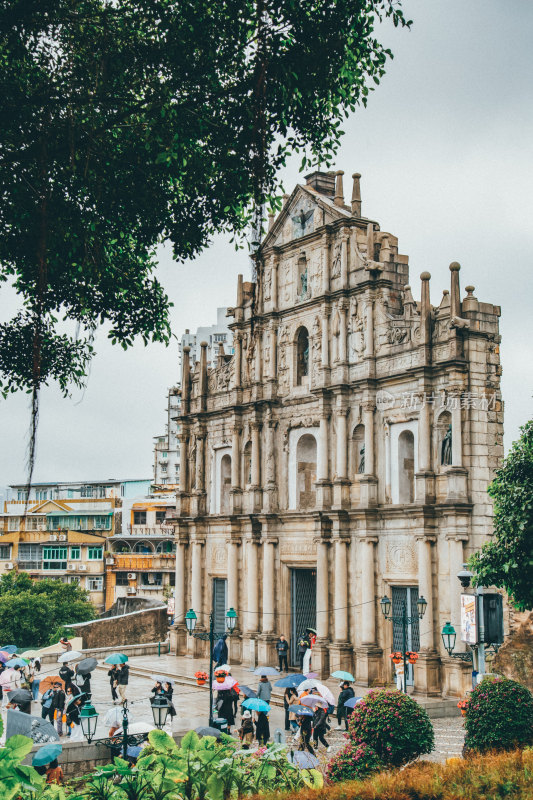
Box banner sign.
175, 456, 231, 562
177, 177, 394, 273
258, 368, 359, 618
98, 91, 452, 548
460, 593, 477, 644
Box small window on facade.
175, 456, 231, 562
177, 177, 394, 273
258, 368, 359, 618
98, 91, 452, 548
87, 546, 103, 560
116, 572, 129, 586
87, 577, 103, 591
0, 545, 11, 559
296, 434, 317, 509
133, 511, 147, 525
70, 546, 81, 560
156, 510, 166, 524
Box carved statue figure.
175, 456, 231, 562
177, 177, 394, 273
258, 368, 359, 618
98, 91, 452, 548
299, 266, 308, 299
358, 445, 365, 474
441, 424, 452, 466
292, 208, 314, 237
331, 241, 341, 278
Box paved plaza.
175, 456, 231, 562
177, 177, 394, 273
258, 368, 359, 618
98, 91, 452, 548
4, 653, 465, 763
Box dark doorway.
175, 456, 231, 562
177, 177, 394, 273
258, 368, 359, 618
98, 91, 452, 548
290, 569, 317, 665
391, 586, 420, 686
212, 578, 227, 637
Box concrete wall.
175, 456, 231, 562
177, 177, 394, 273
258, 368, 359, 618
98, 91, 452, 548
69, 605, 168, 649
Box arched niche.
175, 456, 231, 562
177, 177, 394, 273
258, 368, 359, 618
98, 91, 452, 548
220, 453, 232, 514
296, 433, 317, 509
351, 423, 365, 475
398, 429, 415, 503
243, 441, 252, 486
295, 326, 309, 386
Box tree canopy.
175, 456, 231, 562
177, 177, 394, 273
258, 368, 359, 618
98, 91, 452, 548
0, 0, 408, 397
0, 572, 96, 646
470, 420, 533, 611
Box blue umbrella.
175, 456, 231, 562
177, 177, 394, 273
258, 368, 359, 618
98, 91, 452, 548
293, 707, 313, 717
5, 658, 27, 668
0, 645, 18, 654
32, 743, 62, 766
331, 670, 355, 682
242, 698, 270, 713
344, 696, 363, 709
274, 674, 306, 688
104, 653, 128, 665
253, 666, 279, 676
239, 685, 257, 698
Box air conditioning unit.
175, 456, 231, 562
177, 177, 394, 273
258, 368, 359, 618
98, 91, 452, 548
49, 534, 58, 541
5, 563, 13, 570
127, 572, 137, 581
67, 564, 76, 571
59, 534, 67, 541
127, 586, 136, 594
78, 564, 87, 571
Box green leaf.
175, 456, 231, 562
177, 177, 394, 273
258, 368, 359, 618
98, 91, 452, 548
179, 730, 200, 752
5, 735, 34, 760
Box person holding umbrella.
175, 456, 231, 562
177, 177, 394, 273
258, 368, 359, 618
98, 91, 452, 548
74, 658, 96, 700
296, 709, 315, 755
33, 744, 64, 785
297, 631, 311, 672
212, 634, 228, 669
256, 675, 272, 704
255, 710, 270, 745
283, 687, 299, 733
108, 664, 120, 704
238, 710, 254, 749
59, 663, 74, 694
312, 703, 330, 751
216, 688, 235, 733
336, 681, 355, 730
50, 682, 66, 736
117, 662, 129, 704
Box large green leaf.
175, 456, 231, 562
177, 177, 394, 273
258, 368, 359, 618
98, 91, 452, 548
5, 735, 35, 760
148, 728, 178, 753
179, 731, 200, 752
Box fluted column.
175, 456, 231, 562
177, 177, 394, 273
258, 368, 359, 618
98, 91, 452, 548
251, 423, 261, 487
339, 301, 348, 363
254, 330, 262, 383
334, 539, 348, 641
322, 233, 330, 294
178, 432, 189, 492
191, 540, 203, 615
231, 427, 241, 489
416, 535, 436, 650
226, 538, 239, 616
174, 539, 186, 626
317, 415, 329, 482
271, 258, 278, 310
262, 540, 276, 633
363, 404, 375, 476
451, 400, 463, 467
269, 324, 277, 379
364, 301, 374, 358
233, 333, 242, 389
360, 536, 377, 644
321, 312, 330, 367
315, 540, 329, 640
340, 233, 349, 287
418, 402, 431, 472
336, 407, 348, 480
195, 433, 205, 492
245, 538, 259, 632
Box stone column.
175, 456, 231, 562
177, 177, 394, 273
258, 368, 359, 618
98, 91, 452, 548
338, 301, 348, 363
340, 232, 349, 287
190, 540, 203, 615
322, 233, 330, 294
416, 534, 436, 651
262, 540, 276, 634
363, 404, 375, 476
233, 333, 242, 389
316, 540, 329, 641
254, 329, 262, 384
334, 539, 348, 641
334, 402, 349, 508
364, 301, 374, 358
245, 538, 259, 633
269, 324, 277, 380
231, 426, 242, 514
174, 540, 186, 625
360, 536, 377, 645
250, 422, 262, 512
263, 418, 277, 511
317, 415, 329, 482
321, 311, 330, 368
447, 533, 467, 645
195, 434, 205, 492
271, 257, 278, 310
226, 537, 239, 616
451, 401, 462, 467
178, 433, 188, 493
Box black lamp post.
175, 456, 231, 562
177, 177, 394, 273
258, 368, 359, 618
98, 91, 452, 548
151, 694, 171, 729
380, 594, 428, 693
185, 606, 238, 726
80, 696, 171, 759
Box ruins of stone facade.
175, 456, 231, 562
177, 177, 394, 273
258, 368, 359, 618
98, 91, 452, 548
169, 170, 504, 697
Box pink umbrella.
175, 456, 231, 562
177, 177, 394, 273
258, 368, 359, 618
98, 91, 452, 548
314, 682, 335, 706
215, 677, 237, 691
0, 651, 10, 663
0, 668, 13, 689
304, 672, 319, 679
300, 695, 328, 708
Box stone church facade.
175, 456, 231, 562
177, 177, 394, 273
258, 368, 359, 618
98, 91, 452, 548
169, 170, 503, 697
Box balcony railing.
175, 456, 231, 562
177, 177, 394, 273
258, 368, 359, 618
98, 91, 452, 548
125, 525, 174, 536
16, 560, 41, 570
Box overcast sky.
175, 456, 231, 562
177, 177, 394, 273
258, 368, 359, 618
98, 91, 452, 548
1, 0, 532, 489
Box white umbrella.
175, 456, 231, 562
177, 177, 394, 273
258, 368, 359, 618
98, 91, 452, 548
314, 682, 335, 706
57, 651, 83, 663
104, 707, 124, 727
115, 721, 155, 735
215, 664, 231, 672
296, 679, 320, 693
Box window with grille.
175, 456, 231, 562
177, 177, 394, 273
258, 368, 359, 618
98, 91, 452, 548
116, 572, 129, 586
93, 516, 109, 529
0, 545, 11, 559
87, 546, 103, 560
8, 517, 19, 531
133, 511, 147, 525
43, 547, 67, 570
87, 577, 103, 591
70, 546, 81, 560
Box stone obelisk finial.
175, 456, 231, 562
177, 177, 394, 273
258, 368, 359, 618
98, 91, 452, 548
351, 173, 362, 216
334, 170, 345, 207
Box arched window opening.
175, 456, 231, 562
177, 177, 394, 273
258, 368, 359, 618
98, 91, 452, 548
113, 542, 131, 554
398, 430, 415, 503
243, 441, 252, 486
133, 541, 153, 554
155, 540, 175, 554
220, 454, 232, 514
352, 424, 365, 475
296, 327, 309, 385
296, 433, 317, 509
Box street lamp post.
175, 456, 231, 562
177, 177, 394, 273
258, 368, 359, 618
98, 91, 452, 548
80, 697, 170, 758
380, 594, 427, 693
185, 606, 237, 726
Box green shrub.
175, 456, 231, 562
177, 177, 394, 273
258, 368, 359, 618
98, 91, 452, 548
325, 741, 381, 783
347, 688, 434, 766
464, 675, 533, 752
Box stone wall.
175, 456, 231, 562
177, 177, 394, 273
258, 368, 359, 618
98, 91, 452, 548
492, 610, 533, 691
100, 596, 166, 618
70, 606, 168, 649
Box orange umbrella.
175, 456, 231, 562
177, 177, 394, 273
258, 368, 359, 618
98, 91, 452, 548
39, 675, 65, 693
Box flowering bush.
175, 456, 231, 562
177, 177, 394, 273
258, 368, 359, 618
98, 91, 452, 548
347, 688, 434, 767
464, 676, 533, 752
325, 741, 381, 783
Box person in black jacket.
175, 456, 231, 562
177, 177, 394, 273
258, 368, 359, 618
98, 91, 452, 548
74, 667, 91, 701
108, 665, 119, 704
297, 714, 315, 755
50, 682, 66, 736
162, 682, 176, 719
255, 711, 270, 745
216, 689, 235, 732
59, 665, 74, 693
297, 631, 310, 672
283, 687, 298, 732
275, 635, 289, 672
312, 706, 330, 750
336, 681, 355, 730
